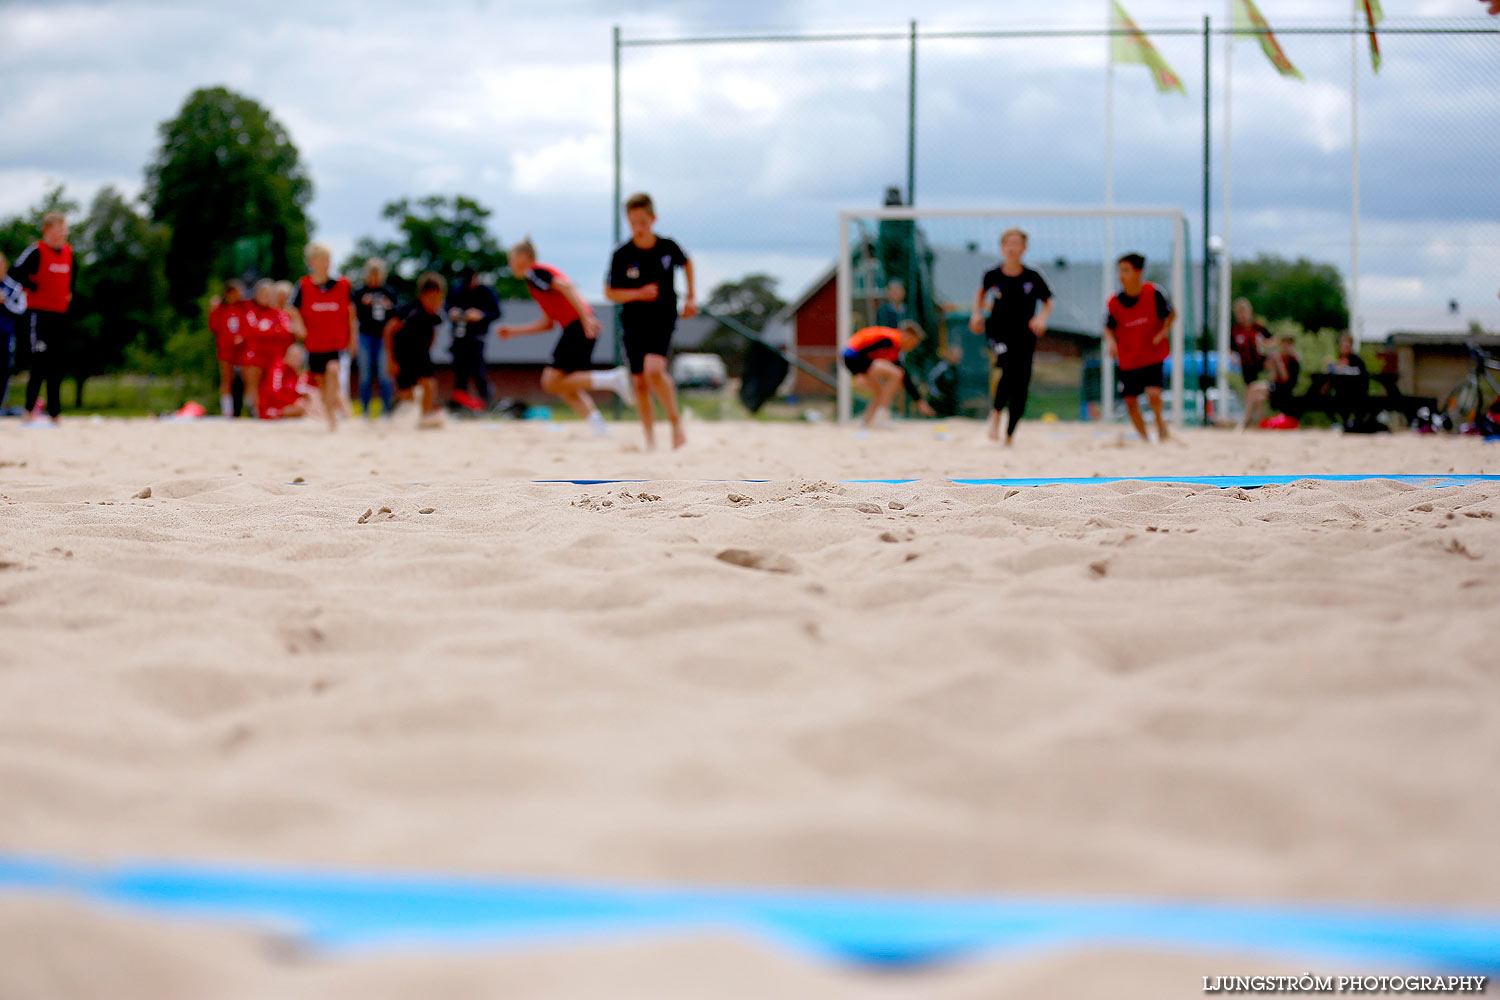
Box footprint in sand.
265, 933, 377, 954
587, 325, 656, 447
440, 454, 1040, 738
715, 548, 797, 574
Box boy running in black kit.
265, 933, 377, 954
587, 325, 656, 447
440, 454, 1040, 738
383, 271, 446, 429
604, 192, 696, 450
968, 229, 1053, 445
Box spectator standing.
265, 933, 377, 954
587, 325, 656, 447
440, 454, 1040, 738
446, 267, 501, 410
875, 279, 908, 330
352, 259, 397, 418
0, 252, 27, 413
11, 212, 75, 424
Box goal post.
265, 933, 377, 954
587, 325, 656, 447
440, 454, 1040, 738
836, 206, 1190, 428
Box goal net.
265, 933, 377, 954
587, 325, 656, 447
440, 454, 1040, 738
835, 207, 1191, 427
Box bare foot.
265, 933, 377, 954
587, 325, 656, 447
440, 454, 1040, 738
1004, 435, 1015, 447
987, 424, 1001, 442
671, 420, 686, 450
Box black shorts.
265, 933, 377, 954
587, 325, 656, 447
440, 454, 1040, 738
842, 350, 872, 376
394, 351, 434, 391
623, 323, 674, 375
1117, 361, 1164, 398
307, 350, 341, 375
1242, 358, 1265, 384
550, 320, 595, 373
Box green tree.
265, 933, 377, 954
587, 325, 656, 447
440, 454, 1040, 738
0, 185, 81, 260
700, 273, 786, 375
1231, 254, 1349, 332
343, 194, 521, 298
145, 86, 311, 315
69, 187, 175, 404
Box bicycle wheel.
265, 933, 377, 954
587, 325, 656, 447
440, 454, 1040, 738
1441, 379, 1481, 429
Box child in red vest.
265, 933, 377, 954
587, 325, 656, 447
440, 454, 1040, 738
1104, 253, 1176, 443
12, 212, 75, 424
209, 279, 247, 417
258, 343, 322, 421
498, 239, 629, 437
291, 243, 355, 428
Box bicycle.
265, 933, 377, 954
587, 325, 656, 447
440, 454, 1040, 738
1438, 342, 1500, 432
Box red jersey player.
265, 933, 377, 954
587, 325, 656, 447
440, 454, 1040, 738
290, 242, 355, 428
208, 279, 247, 417
1104, 252, 1176, 443
497, 239, 630, 437
258, 343, 322, 421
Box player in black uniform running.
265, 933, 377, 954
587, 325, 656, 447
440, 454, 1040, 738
383, 272, 447, 429
604, 192, 696, 450
969, 228, 1053, 445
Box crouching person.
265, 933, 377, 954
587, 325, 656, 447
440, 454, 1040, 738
258, 343, 325, 422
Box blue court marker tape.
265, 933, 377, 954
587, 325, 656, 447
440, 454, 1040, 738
538, 475, 1500, 489
2, 856, 1497, 971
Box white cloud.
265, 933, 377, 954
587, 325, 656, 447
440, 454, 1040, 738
0, 0, 1494, 310
510, 134, 612, 196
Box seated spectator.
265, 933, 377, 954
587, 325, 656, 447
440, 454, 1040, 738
258, 343, 324, 421
1268, 334, 1301, 415
1232, 297, 1274, 429
1322, 332, 1372, 428
1325, 332, 1367, 376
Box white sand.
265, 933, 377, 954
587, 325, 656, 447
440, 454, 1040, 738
1, 416, 1497, 997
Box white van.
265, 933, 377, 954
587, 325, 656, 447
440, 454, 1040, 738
671, 352, 728, 389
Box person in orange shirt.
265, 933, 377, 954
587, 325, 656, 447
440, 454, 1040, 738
841, 322, 935, 428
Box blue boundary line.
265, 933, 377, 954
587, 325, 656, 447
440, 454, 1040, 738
2, 856, 1497, 971
538, 475, 1500, 489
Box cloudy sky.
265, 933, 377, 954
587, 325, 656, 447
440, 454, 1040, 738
3, 0, 1496, 328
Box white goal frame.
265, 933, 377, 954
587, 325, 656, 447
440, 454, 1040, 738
836, 206, 1189, 428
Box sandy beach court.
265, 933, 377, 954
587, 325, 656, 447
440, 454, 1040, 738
1, 417, 1497, 998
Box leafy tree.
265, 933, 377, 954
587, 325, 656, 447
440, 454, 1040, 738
343, 194, 521, 298
0, 185, 80, 260
69, 187, 175, 404
145, 86, 311, 315
701, 273, 786, 375
1231, 254, 1349, 333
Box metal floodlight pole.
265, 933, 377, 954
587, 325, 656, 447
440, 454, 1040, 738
907, 19, 918, 207
837, 212, 853, 424
612, 25, 624, 414
1201, 15, 1212, 426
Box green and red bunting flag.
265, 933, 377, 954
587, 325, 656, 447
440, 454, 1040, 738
1362, 0, 1384, 71
1111, 1, 1186, 95
1233, 0, 1304, 79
